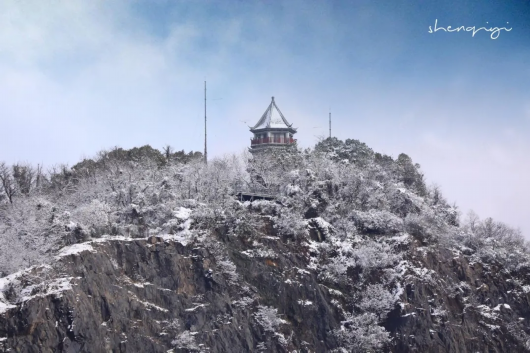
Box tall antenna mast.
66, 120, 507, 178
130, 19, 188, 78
329, 110, 331, 139
204, 81, 207, 163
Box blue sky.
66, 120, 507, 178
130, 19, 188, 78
1, 0, 529, 235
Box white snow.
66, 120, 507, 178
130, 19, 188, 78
0, 275, 14, 292
481, 321, 500, 331
174, 207, 192, 220
493, 304, 511, 311
297, 299, 313, 306
430, 308, 447, 317
309, 217, 333, 231
159, 231, 193, 246
476, 304, 500, 321
185, 303, 208, 312
1, 271, 75, 314
252, 101, 291, 129
55, 243, 95, 258
296, 268, 311, 276
286, 184, 301, 194
127, 291, 168, 312
0, 299, 16, 314
233, 297, 254, 308
132, 282, 153, 288
401, 313, 416, 318
158, 210, 194, 245
1, 265, 54, 313
240, 247, 277, 259
20, 277, 74, 302
261, 236, 280, 240
390, 233, 410, 243
92, 235, 147, 243
254, 305, 287, 332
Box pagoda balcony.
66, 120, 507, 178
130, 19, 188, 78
251, 137, 296, 146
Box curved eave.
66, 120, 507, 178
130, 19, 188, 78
250, 127, 297, 134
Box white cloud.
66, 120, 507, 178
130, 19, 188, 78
408, 130, 530, 237
0, 0, 528, 238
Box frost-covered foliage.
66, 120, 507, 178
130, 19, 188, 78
171, 331, 199, 351
0, 198, 72, 275
0, 146, 237, 274
319, 238, 400, 284
334, 312, 390, 352
254, 305, 287, 332
71, 200, 110, 237
455, 212, 527, 270
358, 283, 402, 319
216, 259, 239, 283
353, 209, 403, 234
352, 241, 401, 270
1, 138, 529, 351
253, 305, 289, 347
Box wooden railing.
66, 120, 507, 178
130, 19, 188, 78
251, 137, 296, 146
233, 180, 280, 199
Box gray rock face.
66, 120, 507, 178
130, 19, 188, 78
0, 233, 339, 353
385, 246, 530, 353
1, 224, 530, 352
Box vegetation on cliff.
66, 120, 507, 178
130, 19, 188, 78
0, 139, 529, 352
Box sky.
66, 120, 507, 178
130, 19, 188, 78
1, 0, 529, 236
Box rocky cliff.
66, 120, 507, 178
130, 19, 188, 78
1, 141, 529, 352
1, 212, 530, 352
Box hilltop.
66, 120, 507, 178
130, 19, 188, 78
1, 139, 529, 352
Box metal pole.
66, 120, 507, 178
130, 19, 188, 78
329, 111, 331, 139
204, 81, 207, 163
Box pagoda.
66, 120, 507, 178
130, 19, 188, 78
249, 97, 297, 153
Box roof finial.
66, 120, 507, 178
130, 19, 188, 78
272, 96, 275, 102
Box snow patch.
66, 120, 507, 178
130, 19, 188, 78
0, 299, 16, 314
127, 291, 168, 312
1, 265, 72, 314
298, 299, 313, 306
185, 303, 208, 312
493, 304, 511, 311
240, 247, 277, 259
389, 233, 410, 243
174, 207, 192, 220
92, 235, 147, 242
296, 268, 311, 276
20, 277, 74, 302
133, 282, 153, 288
233, 297, 254, 308
159, 230, 194, 246
55, 243, 95, 258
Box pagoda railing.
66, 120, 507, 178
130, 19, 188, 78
233, 180, 280, 197
251, 137, 296, 146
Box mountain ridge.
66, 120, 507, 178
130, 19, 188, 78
1, 138, 528, 352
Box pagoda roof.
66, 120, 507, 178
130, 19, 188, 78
251, 97, 296, 132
